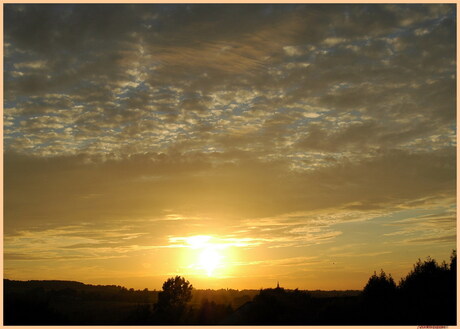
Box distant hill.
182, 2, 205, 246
5, 279, 95, 294
5, 279, 145, 295
4, 279, 157, 325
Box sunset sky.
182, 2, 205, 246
4, 4, 456, 290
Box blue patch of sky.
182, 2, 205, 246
116, 84, 152, 105
4, 42, 37, 62
147, 86, 178, 102
177, 91, 201, 102
385, 13, 449, 41
230, 103, 253, 116
5, 118, 31, 138
334, 82, 352, 90
4, 64, 19, 81
429, 10, 455, 26
66, 79, 102, 98
292, 114, 324, 128
135, 82, 151, 92
3, 99, 21, 109
251, 95, 267, 104
4, 130, 24, 141
209, 104, 233, 115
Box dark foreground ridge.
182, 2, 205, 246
4, 251, 456, 325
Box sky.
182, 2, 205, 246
3, 4, 457, 290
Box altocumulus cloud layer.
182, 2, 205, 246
4, 4, 456, 288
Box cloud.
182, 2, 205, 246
240, 256, 321, 268
5, 5, 455, 162
4, 4, 456, 285
4, 143, 455, 235
405, 234, 456, 244
382, 209, 456, 245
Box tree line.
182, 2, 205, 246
361, 250, 456, 324
4, 250, 456, 325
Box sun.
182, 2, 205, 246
182, 235, 228, 277
198, 248, 222, 277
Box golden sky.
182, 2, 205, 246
4, 4, 456, 290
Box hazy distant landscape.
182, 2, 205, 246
5, 251, 456, 325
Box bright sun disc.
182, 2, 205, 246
199, 248, 222, 276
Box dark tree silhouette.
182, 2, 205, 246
360, 251, 457, 325
157, 276, 193, 308
398, 255, 450, 303
361, 269, 397, 324
397, 251, 456, 324
155, 276, 193, 324
363, 269, 396, 299
449, 249, 456, 273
